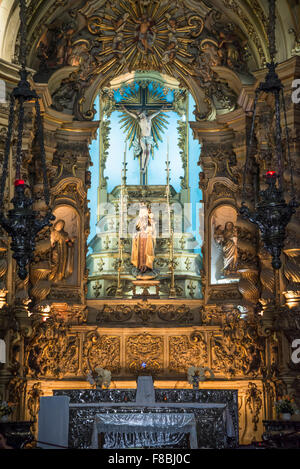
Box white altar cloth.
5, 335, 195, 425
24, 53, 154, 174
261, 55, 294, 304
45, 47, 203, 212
91, 412, 198, 449
83, 401, 235, 449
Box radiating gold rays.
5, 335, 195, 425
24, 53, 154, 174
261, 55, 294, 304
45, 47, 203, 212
85, 0, 203, 80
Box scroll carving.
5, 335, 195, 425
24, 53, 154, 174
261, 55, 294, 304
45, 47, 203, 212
25, 317, 79, 378
126, 333, 163, 375
96, 303, 193, 324
169, 333, 208, 372
211, 318, 265, 378
83, 332, 120, 374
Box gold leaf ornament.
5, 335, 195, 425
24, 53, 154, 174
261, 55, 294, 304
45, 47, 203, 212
188, 15, 204, 38
88, 16, 103, 35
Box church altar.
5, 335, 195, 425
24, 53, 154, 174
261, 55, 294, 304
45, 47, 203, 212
38, 377, 238, 449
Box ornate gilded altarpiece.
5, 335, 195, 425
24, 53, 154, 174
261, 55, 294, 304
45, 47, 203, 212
0, 0, 299, 448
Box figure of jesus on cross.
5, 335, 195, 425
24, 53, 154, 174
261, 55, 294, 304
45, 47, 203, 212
121, 105, 166, 181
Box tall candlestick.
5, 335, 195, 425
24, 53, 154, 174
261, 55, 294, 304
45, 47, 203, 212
167, 137, 170, 178
165, 136, 176, 298
165, 136, 171, 240
117, 151, 124, 297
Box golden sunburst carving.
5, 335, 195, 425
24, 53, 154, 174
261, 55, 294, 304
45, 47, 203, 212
84, 0, 203, 79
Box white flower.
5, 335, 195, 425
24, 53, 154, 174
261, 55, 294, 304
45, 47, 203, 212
86, 368, 111, 388
94, 367, 112, 388
187, 366, 215, 384
86, 372, 95, 386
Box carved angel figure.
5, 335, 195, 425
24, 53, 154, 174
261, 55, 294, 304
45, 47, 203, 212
162, 41, 178, 64
134, 14, 156, 53
112, 12, 130, 50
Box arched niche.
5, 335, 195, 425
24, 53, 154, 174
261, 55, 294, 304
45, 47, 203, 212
210, 204, 239, 285
50, 205, 80, 286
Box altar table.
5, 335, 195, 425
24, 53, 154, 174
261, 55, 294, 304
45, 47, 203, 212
38, 377, 239, 448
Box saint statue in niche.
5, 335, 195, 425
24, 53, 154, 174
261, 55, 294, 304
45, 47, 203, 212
131, 204, 157, 279
213, 221, 238, 279
49, 219, 75, 283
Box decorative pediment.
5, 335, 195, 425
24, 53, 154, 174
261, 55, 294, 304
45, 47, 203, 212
51, 177, 86, 207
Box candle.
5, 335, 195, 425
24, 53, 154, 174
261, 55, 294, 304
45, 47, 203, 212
167, 136, 169, 166
122, 140, 127, 187
123, 139, 127, 167
167, 135, 169, 164
166, 136, 170, 185
14, 179, 25, 186
266, 170, 276, 177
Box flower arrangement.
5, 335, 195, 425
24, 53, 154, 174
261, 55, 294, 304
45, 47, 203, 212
0, 401, 13, 418
275, 396, 296, 415
187, 366, 215, 386
87, 367, 111, 389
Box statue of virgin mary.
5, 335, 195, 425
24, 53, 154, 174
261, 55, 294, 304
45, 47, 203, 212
131, 204, 157, 279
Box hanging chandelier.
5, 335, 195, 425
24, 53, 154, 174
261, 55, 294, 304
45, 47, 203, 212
240, 0, 298, 270
0, 0, 54, 280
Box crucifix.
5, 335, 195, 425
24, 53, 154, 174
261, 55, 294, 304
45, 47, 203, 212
116, 86, 173, 185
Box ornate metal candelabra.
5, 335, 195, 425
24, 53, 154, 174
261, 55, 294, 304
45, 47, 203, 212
240, 0, 298, 270
165, 143, 176, 298
116, 142, 127, 297
0, 0, 54, 280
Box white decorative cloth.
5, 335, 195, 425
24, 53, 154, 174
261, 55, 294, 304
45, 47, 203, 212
91, 412, 198, 449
